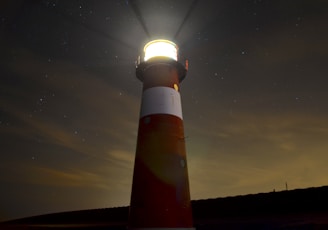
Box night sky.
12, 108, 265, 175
1, 0, 328, 221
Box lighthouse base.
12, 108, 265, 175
130, 228, 195, 230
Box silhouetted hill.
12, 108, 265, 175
4, 206, 128, 226
192, 186, 328, 229
2, 186, 328, 229
193, 186, 328, 218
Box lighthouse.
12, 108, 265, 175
128, 39, 194, 229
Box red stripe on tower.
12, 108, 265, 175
128, 40, 194, 230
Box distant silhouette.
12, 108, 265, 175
2, 186, 328, 229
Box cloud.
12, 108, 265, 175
31, 166, 111, 189
0, 41, 140, 158
186, 110, 328, 199
108, 149, 134, 169
0, 36, 137, 211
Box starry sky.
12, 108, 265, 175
1, 0, 328, 221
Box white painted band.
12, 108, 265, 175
140, 86, 183, 120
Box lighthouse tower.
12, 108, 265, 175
128, 40, 194, 229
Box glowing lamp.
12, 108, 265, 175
144, 39, 178, 61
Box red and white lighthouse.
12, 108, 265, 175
128, 39, 194, 229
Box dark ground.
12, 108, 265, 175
1, 186, 328, 229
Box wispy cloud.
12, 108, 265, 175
187, 111, 328, 199
1, 43, 139, 159
0, 38, 137, 207
108, 149, 134, 169
31, 166, 112, 189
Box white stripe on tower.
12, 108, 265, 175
140, 86, 183, 119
